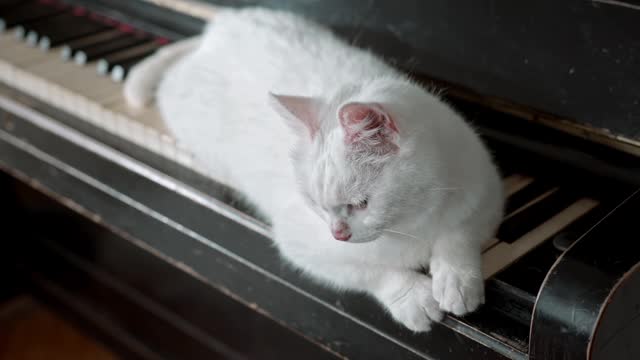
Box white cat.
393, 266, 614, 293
124, 6, 504, 332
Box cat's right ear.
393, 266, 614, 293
268, 92, 321, 139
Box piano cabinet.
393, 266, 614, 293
1, 0, 640, 359
1, 84, 640, 359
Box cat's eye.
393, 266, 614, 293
347, 198, 368, 212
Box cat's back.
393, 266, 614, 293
160, 6, 397, 124
198, 7, 396, 95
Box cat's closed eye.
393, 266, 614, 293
347, 198, 368, 212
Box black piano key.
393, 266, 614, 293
0, 1, 67, 32
0, 1, 34, 31
0, 0, 29, 14
497, 189, 580, 243
110, 56, 147, 82
0, 0, 24, 6
96, 41, 162, 75
504, 179, 556, 215
59, 29, 123, 61
74, 33, 149, 65
13, 9, 68, 41
36, 10, 110, 50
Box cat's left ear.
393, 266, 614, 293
269, 92, 322, 138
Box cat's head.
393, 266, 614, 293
269, 86, 423, 243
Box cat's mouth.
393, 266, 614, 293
335, 231, 381, 244
333, 233, 352, 241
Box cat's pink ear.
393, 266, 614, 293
338, 102, 399, 151
269, 93, 321, 138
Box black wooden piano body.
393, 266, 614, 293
1, 1, 639, 359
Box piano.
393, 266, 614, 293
0, 1, 638, 359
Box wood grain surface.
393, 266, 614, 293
0, 296, 119, 360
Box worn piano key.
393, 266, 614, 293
497, 189, 580, 243
74, 33, 149, 65
504, 179, 556, 214
96, 41, 162, 75
59, 29, 123, 61
0, 1, 67, 32
483, 198, 598, 278
37, 11, 111, 50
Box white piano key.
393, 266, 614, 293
140, 0, 217, 20
0, 32, 51, 66
0, 44, 177, 166
504, 187, 559, 220
504, 174, 534, 197
482, 198, 599, 278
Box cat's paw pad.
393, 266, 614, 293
431, 263, 484, 316
386, 277, 443, 332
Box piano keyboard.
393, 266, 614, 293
0, 0, 194, 167
0, 0, 601, 280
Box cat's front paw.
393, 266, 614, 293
431, 261, 484, 316
383, 275, 443, 332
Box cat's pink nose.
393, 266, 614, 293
332, 222, 351, 241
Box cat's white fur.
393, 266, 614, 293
124, 7, 504, 332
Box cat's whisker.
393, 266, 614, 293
389, 281, 416, 306
383, 229, 423, 240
